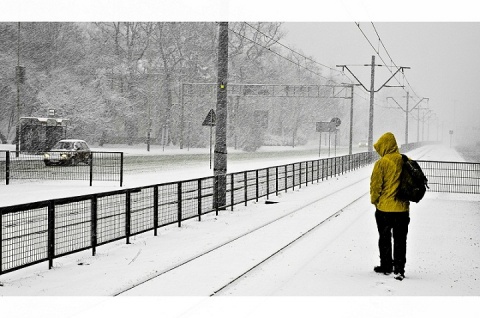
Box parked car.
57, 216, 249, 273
43, 139, 91, 166
358, 140, 368, 148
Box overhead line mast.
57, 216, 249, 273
214, 22, 228, 210
337, 56, 409, 152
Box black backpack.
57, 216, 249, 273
396, 154, 429, 203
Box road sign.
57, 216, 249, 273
316, 121, 336, 132
331, 117, 341, 127
202, 109, 216, 126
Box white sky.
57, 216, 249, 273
282, 22, 480, 142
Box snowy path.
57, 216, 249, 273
219, 191, 480, 296
118, 171, 369, 296
1, 144, 479, 318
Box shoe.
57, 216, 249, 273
394, 273, 405, 281
374, 265, 392, 275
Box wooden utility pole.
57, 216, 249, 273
214, 22, 228, 210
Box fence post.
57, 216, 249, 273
89, 153, 93, 187
230, 174, 234, 211
48, 201, 55, 269
292, 164, 295, 191
214, 176, 219, 215
244, 171, 248, 206
299, 163, 302, 189
154, 186, 159, 235
266, 168, 270, 199
120, 152, 124, 187
311, 161, 314, 185
126, 191, 131, 244
285, 165, 288, 193
196, 180, 202, 221
255, 170, 259, 202
91, 195, 97, 256
275, 166, 279, 196
305, 162, 308, 187
178, 182, 183, 226
322, 158, 330, 180
334, 157, 337, 177
0, 206, 2, 274
5, 151, 9, 185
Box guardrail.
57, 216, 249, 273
0, 151, 123, 186
0, 152, 373, 275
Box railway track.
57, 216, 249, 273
112, 147, 434, 296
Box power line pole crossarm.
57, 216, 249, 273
386, 95, 429, 144
337, 56, 409, 152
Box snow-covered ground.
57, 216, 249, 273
0, 141, 358, 205
1, 144, 479, 318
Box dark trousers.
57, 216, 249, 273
375, 210, 410, 273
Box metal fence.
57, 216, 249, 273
1, 154, 479, 276
418, 160, 480, 194
0, 152, 373, 275
0, 151, 123, 186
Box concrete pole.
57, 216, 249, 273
180, 83, 184, 149
147, 70, 151, 151
214, 22, 228, 209
348, 85, 354, 155
15, 22, 20, 157
368, 55, 375, 153
405, 91, 409, 144
417, 106, 420, 142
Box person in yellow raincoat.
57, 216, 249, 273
370, 132, 410, 280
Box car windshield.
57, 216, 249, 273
52, 141, 74, 150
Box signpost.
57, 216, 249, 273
316, 118, 341, 157
202, 109, 216, 168
316, 121, 336, 157
331, 117, 341, 156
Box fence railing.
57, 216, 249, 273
418, 160, 480, 194
0, 152, 373, 275
1, 153, 479, 276
400, 141, 439, 152
0, 151, 123, 186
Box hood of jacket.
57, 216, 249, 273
374, 132, 399, 157
370, 132, 408, 212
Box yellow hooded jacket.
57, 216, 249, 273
370, 132, 409, 212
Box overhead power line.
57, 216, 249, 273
355, 22, 422, 102
243, 22, 341, 75
225, 23, 330, 81
224, 22, 374, 104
